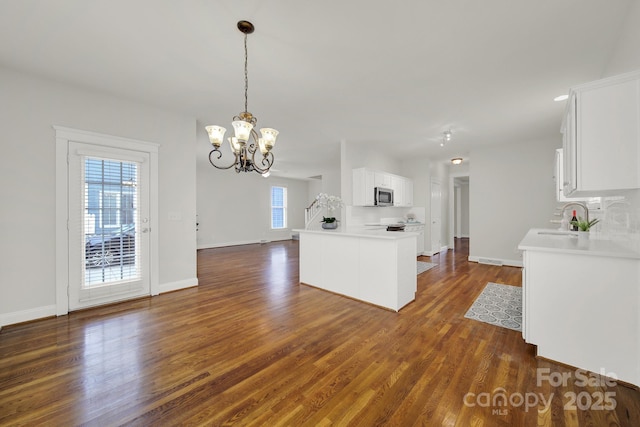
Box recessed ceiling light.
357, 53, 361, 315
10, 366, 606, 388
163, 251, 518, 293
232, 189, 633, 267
554, 94, 569, 102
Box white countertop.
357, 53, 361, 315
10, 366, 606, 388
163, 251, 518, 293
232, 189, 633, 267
518, 228, 640, 259
294, 228, 419, 240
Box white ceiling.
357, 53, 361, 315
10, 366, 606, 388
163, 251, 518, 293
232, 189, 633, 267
0, 0, 632, 179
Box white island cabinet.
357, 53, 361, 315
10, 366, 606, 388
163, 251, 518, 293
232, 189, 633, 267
296, 228, 417, 311
519, 229, 640, 387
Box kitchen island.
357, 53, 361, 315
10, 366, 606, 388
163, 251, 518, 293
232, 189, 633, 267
519, 228, 640, 387
295, 228, 418, 311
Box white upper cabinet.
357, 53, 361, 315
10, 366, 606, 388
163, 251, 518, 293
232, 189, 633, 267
562, 70, 640, 196
352, 168, 413, 207
374, 172, 392, 188
353, 168, 375, 206
390, 175, 404, 206
554, 149, 593, 202
403, 179, 413, 207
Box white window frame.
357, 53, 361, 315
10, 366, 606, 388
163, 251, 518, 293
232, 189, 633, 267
270, 186, 288, 230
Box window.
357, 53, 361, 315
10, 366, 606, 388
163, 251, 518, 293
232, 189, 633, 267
271, 186, 287, 229
83, 157, 140, 286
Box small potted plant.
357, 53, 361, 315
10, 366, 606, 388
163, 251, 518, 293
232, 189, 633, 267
320, 216, 338, 229
571, 217, 600, 238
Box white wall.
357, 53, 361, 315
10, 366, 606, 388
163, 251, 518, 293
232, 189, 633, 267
602, 0, 640, 227
602, 0, 640, 78
456, 183, 470, 237
196, 142, 309, 248
469, 137, 560, 266
461, 184, 470, 236
399, 155, 432, 252
0, 67, 197, 327
429, 160, 450, 253
308, 179, 322, 205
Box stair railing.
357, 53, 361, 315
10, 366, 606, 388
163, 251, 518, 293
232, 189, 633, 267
305, 198, 323, 229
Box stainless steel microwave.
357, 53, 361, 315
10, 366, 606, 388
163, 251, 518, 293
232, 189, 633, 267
374, 187, 394, 206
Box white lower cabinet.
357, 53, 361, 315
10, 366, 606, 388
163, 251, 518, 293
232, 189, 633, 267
298, 230, 417, 311
405, 224, 424, 256
522, 248, 640, 387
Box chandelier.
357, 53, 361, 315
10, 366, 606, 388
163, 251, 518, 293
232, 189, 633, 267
205, 20, 279, 175
439, 130, 452, 147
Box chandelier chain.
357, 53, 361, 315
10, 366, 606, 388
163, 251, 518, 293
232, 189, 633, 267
244, 33, 249, 113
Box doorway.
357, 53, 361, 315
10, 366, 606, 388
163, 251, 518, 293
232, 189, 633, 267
449, 172, 470, 248
430, 180, 442, 255
55, 127, 159, 314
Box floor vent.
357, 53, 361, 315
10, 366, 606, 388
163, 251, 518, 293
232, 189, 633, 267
478, 258, 503, 266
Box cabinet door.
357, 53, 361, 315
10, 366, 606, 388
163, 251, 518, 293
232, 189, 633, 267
353, 168, 375, 206
390, 175, 404, 206
556, 149, 591, 202
563, 71, 640, 196
404, 178, 413, 207
577, 77, 640, 192
374, 172, 392, 188
562, 94, 577, 195
416, 228, 424, 255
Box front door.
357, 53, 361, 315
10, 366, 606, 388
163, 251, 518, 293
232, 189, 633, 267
67, 142, 150, 310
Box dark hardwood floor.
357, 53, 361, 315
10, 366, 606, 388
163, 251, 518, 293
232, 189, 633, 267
1, 238, 639, 426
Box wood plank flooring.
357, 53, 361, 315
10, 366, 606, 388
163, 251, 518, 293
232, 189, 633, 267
1, 238, 639, 426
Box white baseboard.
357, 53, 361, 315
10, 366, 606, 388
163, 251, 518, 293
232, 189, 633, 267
0, 278, 199, 329
159, 277, 198, 294
197, 237, 293, 250
424, 245, 451, 257
468, 255, 523, 268
198, 239, 261, 250
0, 304, 57, 329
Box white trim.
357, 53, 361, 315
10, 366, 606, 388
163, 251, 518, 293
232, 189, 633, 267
449, 171, 470, 248
55, 126, 160, 313
468, 255, 523, 268
423, 246, 450, 257
159, 278, 199, 294
0, 305, 57, 328
53, 126, 159, 153
197, 237, 293, 250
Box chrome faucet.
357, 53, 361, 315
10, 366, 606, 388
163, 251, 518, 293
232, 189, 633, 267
561, 202, 589, 224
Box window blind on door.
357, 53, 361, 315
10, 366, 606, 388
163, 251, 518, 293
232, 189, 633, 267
82, 157, 142, 295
